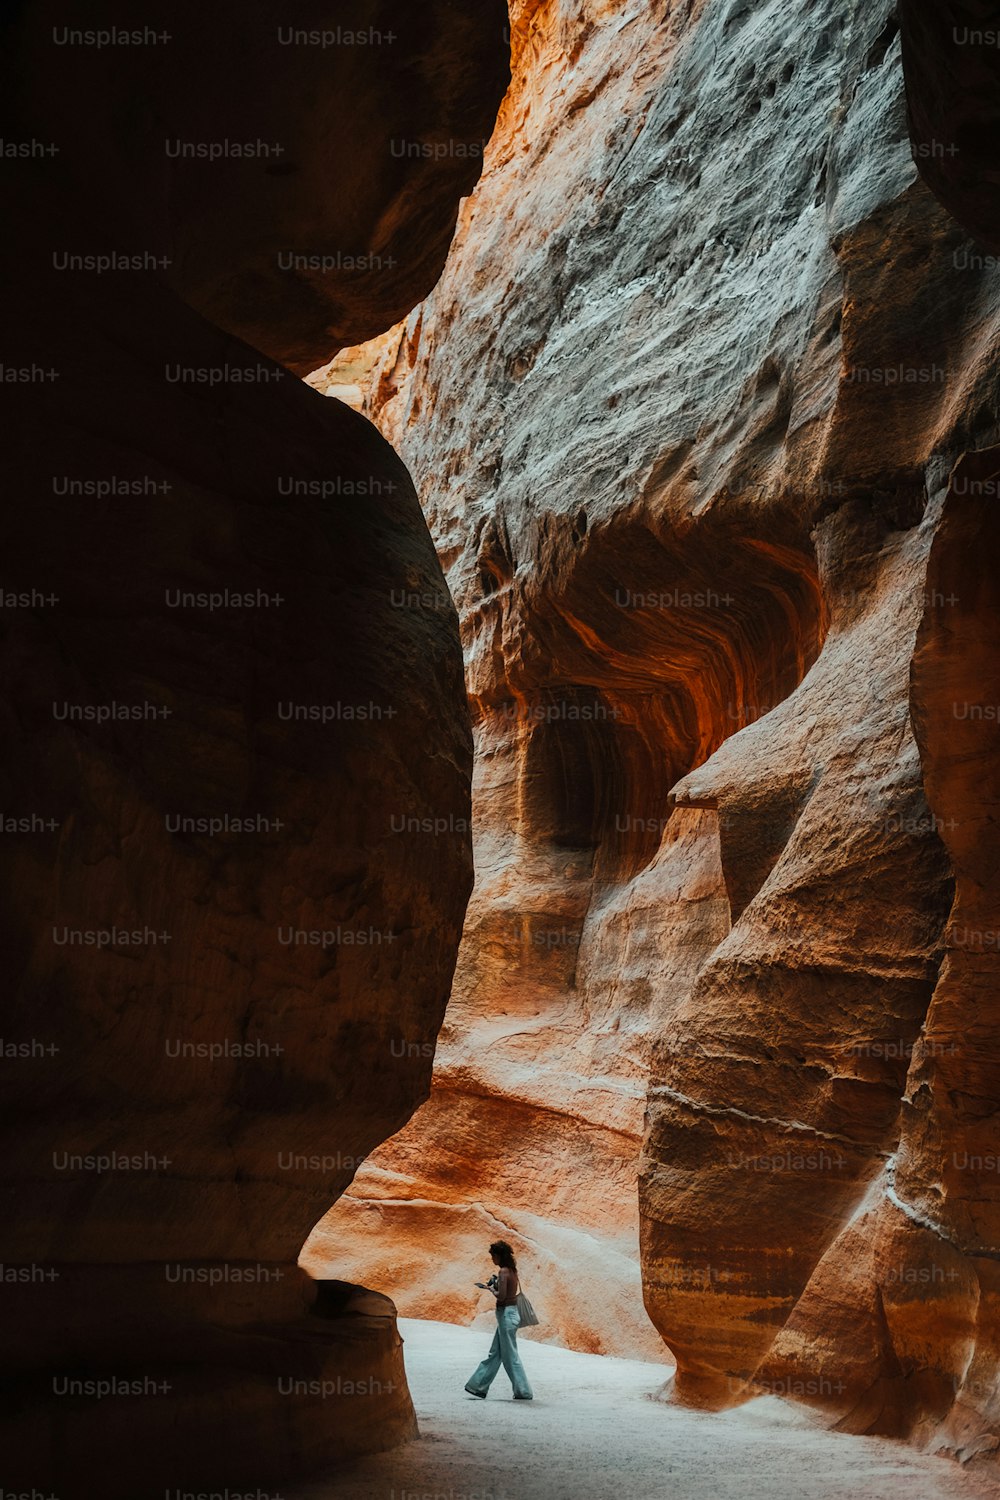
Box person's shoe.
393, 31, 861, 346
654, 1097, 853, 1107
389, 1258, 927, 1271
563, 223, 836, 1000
513, 1393, 533, 1400
465, 1386, 486, 1398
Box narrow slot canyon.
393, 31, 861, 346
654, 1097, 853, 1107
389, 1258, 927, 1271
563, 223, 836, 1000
3, 2, 1000, 1498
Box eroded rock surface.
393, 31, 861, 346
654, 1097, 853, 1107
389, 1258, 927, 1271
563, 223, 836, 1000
308, 0, 1000, 1461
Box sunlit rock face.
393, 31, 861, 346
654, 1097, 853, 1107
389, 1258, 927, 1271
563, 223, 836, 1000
0, 2, 508, 1493
755, 451, 1000, 1459
904, 451, 1000, 1461
307, 0, 1000, 1459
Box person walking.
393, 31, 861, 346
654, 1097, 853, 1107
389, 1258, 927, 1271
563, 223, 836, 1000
464, 1239, 534, 1401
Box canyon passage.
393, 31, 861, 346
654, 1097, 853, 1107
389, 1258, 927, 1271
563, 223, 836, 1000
3, 0, 1000, 1496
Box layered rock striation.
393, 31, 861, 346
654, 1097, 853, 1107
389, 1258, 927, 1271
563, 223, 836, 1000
308, 0, 1000, 1462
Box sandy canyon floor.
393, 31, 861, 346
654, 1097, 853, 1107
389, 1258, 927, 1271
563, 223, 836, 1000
292, 1319, 999, 1500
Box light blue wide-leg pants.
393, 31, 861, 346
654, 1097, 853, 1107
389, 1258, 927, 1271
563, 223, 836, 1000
465, 1306, 534, 1399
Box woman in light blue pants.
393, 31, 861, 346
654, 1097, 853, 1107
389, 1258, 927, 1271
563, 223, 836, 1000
465, 1240, 533, 1400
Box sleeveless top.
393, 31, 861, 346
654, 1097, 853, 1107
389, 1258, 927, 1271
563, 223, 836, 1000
496, 1266, 518, 1308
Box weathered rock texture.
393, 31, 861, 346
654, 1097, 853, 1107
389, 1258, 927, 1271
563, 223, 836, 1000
307, 0, 1000, 1463
0, 2, 508, 1494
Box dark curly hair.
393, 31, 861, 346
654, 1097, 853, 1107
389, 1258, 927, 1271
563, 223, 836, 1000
489, 1239, 517, 1270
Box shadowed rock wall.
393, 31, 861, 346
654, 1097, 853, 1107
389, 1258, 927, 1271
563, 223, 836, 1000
900, 1, 1000, 252
0, 2, 508, 1493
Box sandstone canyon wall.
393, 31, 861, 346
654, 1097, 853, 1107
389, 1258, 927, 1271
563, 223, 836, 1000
306, 0, 1000, 1464
0, 3, 508, 1494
